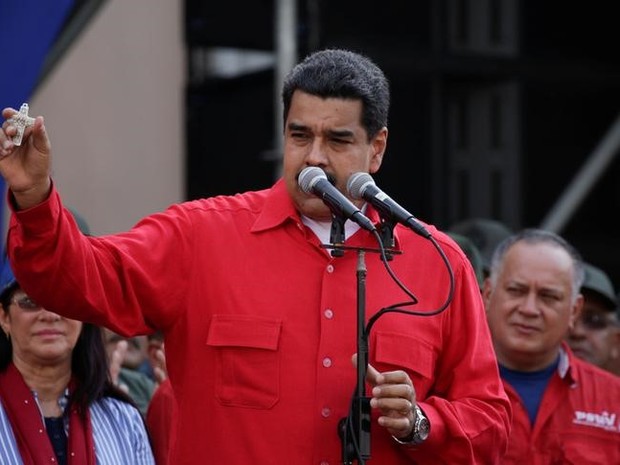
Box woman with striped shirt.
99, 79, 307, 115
0, 259, 155, 465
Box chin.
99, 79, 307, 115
296, 197, 330, 221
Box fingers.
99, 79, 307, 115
0, 111, 17, 156
372, 375, 416, 437
0, 141, 14, 158
153, 348, 168, 384
351, 353, 383, 385
368, 367, 416, 436
370, 371, 415, 414
153, 366, 167, 384
371, 381, 415, 420
31, 116, 50, 154
0, 108, 46, 153
351, 352, 418, 437
1, 107, 18, 119
376, 407, 414, 438
156, 346, 166, 366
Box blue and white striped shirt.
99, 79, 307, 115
0, 397, 155, 465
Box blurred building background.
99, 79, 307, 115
3, 0, 620, 284
188, 0, 620, 285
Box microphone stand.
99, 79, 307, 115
333, 248, 371, 465
326, 215, 372, 464
324, 214, 400, 464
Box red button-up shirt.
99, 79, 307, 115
8, 180, 510, 464
500, 343, 620, 464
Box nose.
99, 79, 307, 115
518, 291, 541, 317
304, 138, 328, 166
38, 309, 61, 321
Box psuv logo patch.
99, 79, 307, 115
573, 410, 619, 432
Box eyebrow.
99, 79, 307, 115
287, 122, 306, 132
326, 128, 355, 139
287, 122, 355, 139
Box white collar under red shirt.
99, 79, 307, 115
301, 205, 370, 246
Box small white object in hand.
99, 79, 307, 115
7, 103, 35, 146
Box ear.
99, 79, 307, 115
610, 328, 620, 361
481, 277, 493, 312
368, 127, 388, 174
0, 304, 10, 335
567, 294, 584, 332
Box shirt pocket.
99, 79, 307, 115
373, 330, 436, 383
560, 429, 620, 464
206, 314, 282, 409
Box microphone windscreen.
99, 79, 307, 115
298, 166, 326, 194
347, 172, 375, 200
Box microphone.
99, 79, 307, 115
298, 167, 376, 232
347, 172, 431, 239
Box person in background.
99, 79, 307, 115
67, 207, 92, 238
449, 217, 513, 279
483, 228, 620, 463
145, 330, 177, 465
123, 334, 154, 379
0, 256, 155, 464
146, 377, 176, 465
146, 330, 167, 384
447, 231, 485, 290
0, 48, 510, 464
103, 328, 155, 417
617, 291, 620, 373
101, 327, 155, 380
567, 262, 620, 376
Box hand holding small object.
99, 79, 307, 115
0, 104, 53, 210
6, 103, 35, 146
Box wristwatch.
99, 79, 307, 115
393, 404, 431, 446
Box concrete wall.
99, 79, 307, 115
31, 0, 185, 234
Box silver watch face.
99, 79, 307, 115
414, 406, 430, 442
416, 416, 430, 439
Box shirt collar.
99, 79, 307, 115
250, 179, 405, 249
251, 179, 299, 233
558, 341, 579, 386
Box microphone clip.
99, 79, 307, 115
329, 215, 346, 257
324, 214, 402, 259
377, 218, 397, 261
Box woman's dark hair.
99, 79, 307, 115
0, 286, 135, 416
281, 48, 390, 140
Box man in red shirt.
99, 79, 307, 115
146, 378, 176, 465
567, 262, 620, 376
483, 228, 620, 463
0, 49, 510, 464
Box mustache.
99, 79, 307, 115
325, 172, 337, 186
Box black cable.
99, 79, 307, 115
341, 224, 455, 464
